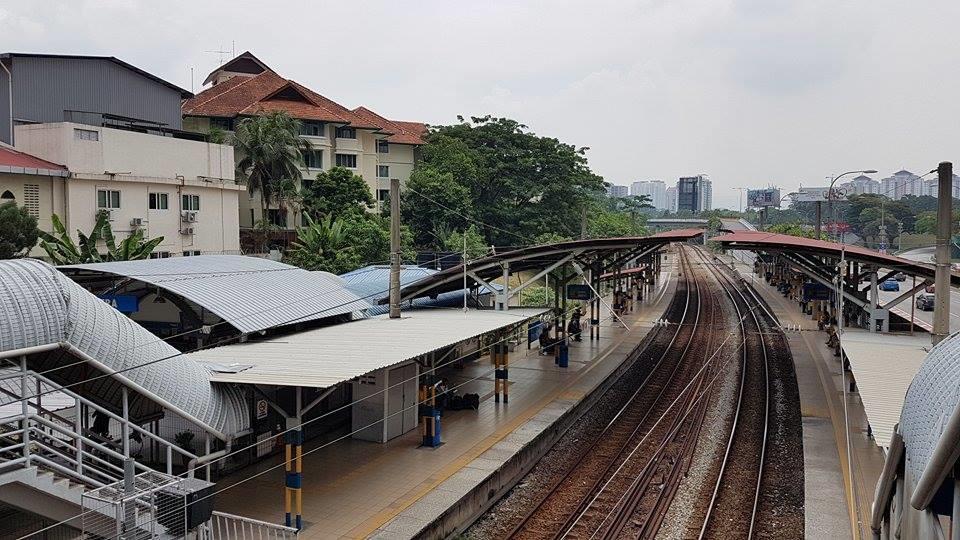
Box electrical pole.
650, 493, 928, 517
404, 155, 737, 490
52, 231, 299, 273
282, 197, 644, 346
933, 162, 953, 345
389, 177, 401, 319
815, 201, 822, 239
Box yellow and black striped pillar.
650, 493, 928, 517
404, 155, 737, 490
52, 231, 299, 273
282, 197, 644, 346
493, 342, 509, 403
284, 428, 303, 529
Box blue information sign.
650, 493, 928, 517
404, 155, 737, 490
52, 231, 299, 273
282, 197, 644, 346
98, 294, 139, 313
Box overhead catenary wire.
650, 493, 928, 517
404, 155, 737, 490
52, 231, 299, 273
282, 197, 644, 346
20, 302, 621, 539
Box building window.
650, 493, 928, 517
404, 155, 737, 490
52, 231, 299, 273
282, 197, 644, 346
149, 193, 169, 210
267, 209, 287, 227
302, 149, 323, 169
97, 189, 121, 209
335, 126, 356, 139
209, 117, 234, 131
377, 165, 389, 178
183, 250, 202, 256
377, 140, 389, 153
249, 209, 255, 225
74, 128, 100, 141
377, 189, 390, 202
335, 153, 357, 168
182, 194, 200, 211
0, 190, 13, 201
23, 185, 39, 217
300, 121, 326, 137
149, 251, 171, 259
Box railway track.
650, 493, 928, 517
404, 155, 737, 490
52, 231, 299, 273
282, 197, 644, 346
692, 247, 771, 540
482, 244, 792, 540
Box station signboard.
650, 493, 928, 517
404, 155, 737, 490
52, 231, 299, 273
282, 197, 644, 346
566, 284, 593, 301
747, 188, 781, 208
98, 294, 139, 313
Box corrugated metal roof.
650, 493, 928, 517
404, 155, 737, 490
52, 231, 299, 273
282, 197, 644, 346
899, 331, 960, 482
0, 259, 248, 437
339, 265, 497, 315
61, 255, 370, 334
841, 330, 930, 449
188, 308, 547, 388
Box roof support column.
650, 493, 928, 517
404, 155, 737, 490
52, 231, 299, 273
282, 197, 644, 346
495, 263, 510, 311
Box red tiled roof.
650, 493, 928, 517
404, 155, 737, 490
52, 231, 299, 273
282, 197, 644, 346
182, 71, 382, 129
352, 106, 427, 145
0, 146, 67, 172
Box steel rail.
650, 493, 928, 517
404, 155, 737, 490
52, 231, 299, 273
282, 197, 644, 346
695, 247, 771, 540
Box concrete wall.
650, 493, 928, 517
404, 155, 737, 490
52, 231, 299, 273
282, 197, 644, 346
11, 123, 240, 256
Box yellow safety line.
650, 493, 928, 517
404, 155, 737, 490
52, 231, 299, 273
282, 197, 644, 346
348, 275, 675, 538
764, 283, 861, 540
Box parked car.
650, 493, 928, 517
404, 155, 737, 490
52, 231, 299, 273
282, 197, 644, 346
916, 293, 935, 311
894, 272, 907, 282
880, 279, 900, 292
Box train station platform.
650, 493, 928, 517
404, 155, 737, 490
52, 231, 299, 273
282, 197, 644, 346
213, 255, 680, 539
722, 254, 884, 540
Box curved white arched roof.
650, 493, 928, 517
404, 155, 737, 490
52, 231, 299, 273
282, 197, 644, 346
899, 332, 960, 482
0, 258, 248, 438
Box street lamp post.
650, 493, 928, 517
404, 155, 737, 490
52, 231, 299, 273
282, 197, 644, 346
827, 169, 878, 241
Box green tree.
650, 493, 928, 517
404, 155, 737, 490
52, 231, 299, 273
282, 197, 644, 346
39, 212, 164, 264
233, 111, 310, 218
401, 168, 473, 249
767, 222, 825, 240
285, 214, 359, 273
0, 202, 39, 259
304, 166, 375, 221
443, 225, 488, 259
914, 211, 937, 234
412, 116, 605, 246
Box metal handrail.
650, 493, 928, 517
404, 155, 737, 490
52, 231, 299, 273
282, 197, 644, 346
205, 511, 300, 539
3, 369, 199, 460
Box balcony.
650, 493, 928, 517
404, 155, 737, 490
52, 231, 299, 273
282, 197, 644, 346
334, 137, 362, 152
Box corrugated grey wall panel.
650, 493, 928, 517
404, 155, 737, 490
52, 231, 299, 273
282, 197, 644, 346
11, 56, 183, 130
0, 65, 10, 144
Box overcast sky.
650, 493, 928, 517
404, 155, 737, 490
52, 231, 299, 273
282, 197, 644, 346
4, 0, 960, 208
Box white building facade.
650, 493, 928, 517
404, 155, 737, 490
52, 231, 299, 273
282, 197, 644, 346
607, 184, 629, 198
630, 180, 667, 209
841, 174, 880, 195
10, 123, 240, 257
880, 170, 924, 200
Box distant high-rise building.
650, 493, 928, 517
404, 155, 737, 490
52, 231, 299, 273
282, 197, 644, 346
841, 175, 880, 195
606, 184, 629, 198
676, 175, 712, 213
666, 186, 678, 213
630, 180, 667, 209
880, 170, 923, 200
922, 173, 960, 199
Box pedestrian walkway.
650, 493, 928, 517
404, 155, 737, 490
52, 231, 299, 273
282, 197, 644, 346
214, 258, 678, 539
725, 255, 884, 540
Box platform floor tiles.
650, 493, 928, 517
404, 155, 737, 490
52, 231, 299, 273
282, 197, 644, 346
215, 267, 677, 539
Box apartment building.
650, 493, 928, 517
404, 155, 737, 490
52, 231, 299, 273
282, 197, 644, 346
9, 122, 239, 257
181, 52, 426, 229
606, 184, 629, 198
0, 52, 241, 258
666, 186, 678, 213
880, 170, 923, 200
841, 174, 880, 195
676, 175, 712, 213
630, 180, 667, 209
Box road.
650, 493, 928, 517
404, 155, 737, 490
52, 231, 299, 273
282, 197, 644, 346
877, 285, 960, 333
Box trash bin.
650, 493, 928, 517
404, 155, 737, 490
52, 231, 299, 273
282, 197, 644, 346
558, 341, 569, 368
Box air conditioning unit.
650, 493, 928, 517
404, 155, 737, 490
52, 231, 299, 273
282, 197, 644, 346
130, 217, 145, 227
180, 226, 195, 236
181, 211, 198, 223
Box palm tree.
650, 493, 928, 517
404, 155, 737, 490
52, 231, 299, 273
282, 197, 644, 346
232, 111, 311, 222
285, 214, 358, 273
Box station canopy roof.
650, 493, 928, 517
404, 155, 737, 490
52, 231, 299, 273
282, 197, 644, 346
338, 265, 498, 315
187, 308, 547, 388
712, 231, 960, 286
396, 229, 704, 303
60, 255, 371, 334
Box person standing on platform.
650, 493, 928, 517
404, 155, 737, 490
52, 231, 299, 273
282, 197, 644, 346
568, 307, 583, 342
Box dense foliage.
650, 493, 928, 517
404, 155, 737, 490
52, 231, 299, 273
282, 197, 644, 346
401, 116, 639, 250
39, 212, 164, 264
233, 111, 310, 215
0, 202, 39, 259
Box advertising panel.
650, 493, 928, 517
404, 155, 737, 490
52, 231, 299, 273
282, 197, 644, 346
792, 186, 847, 202
746, 188, 781, 208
